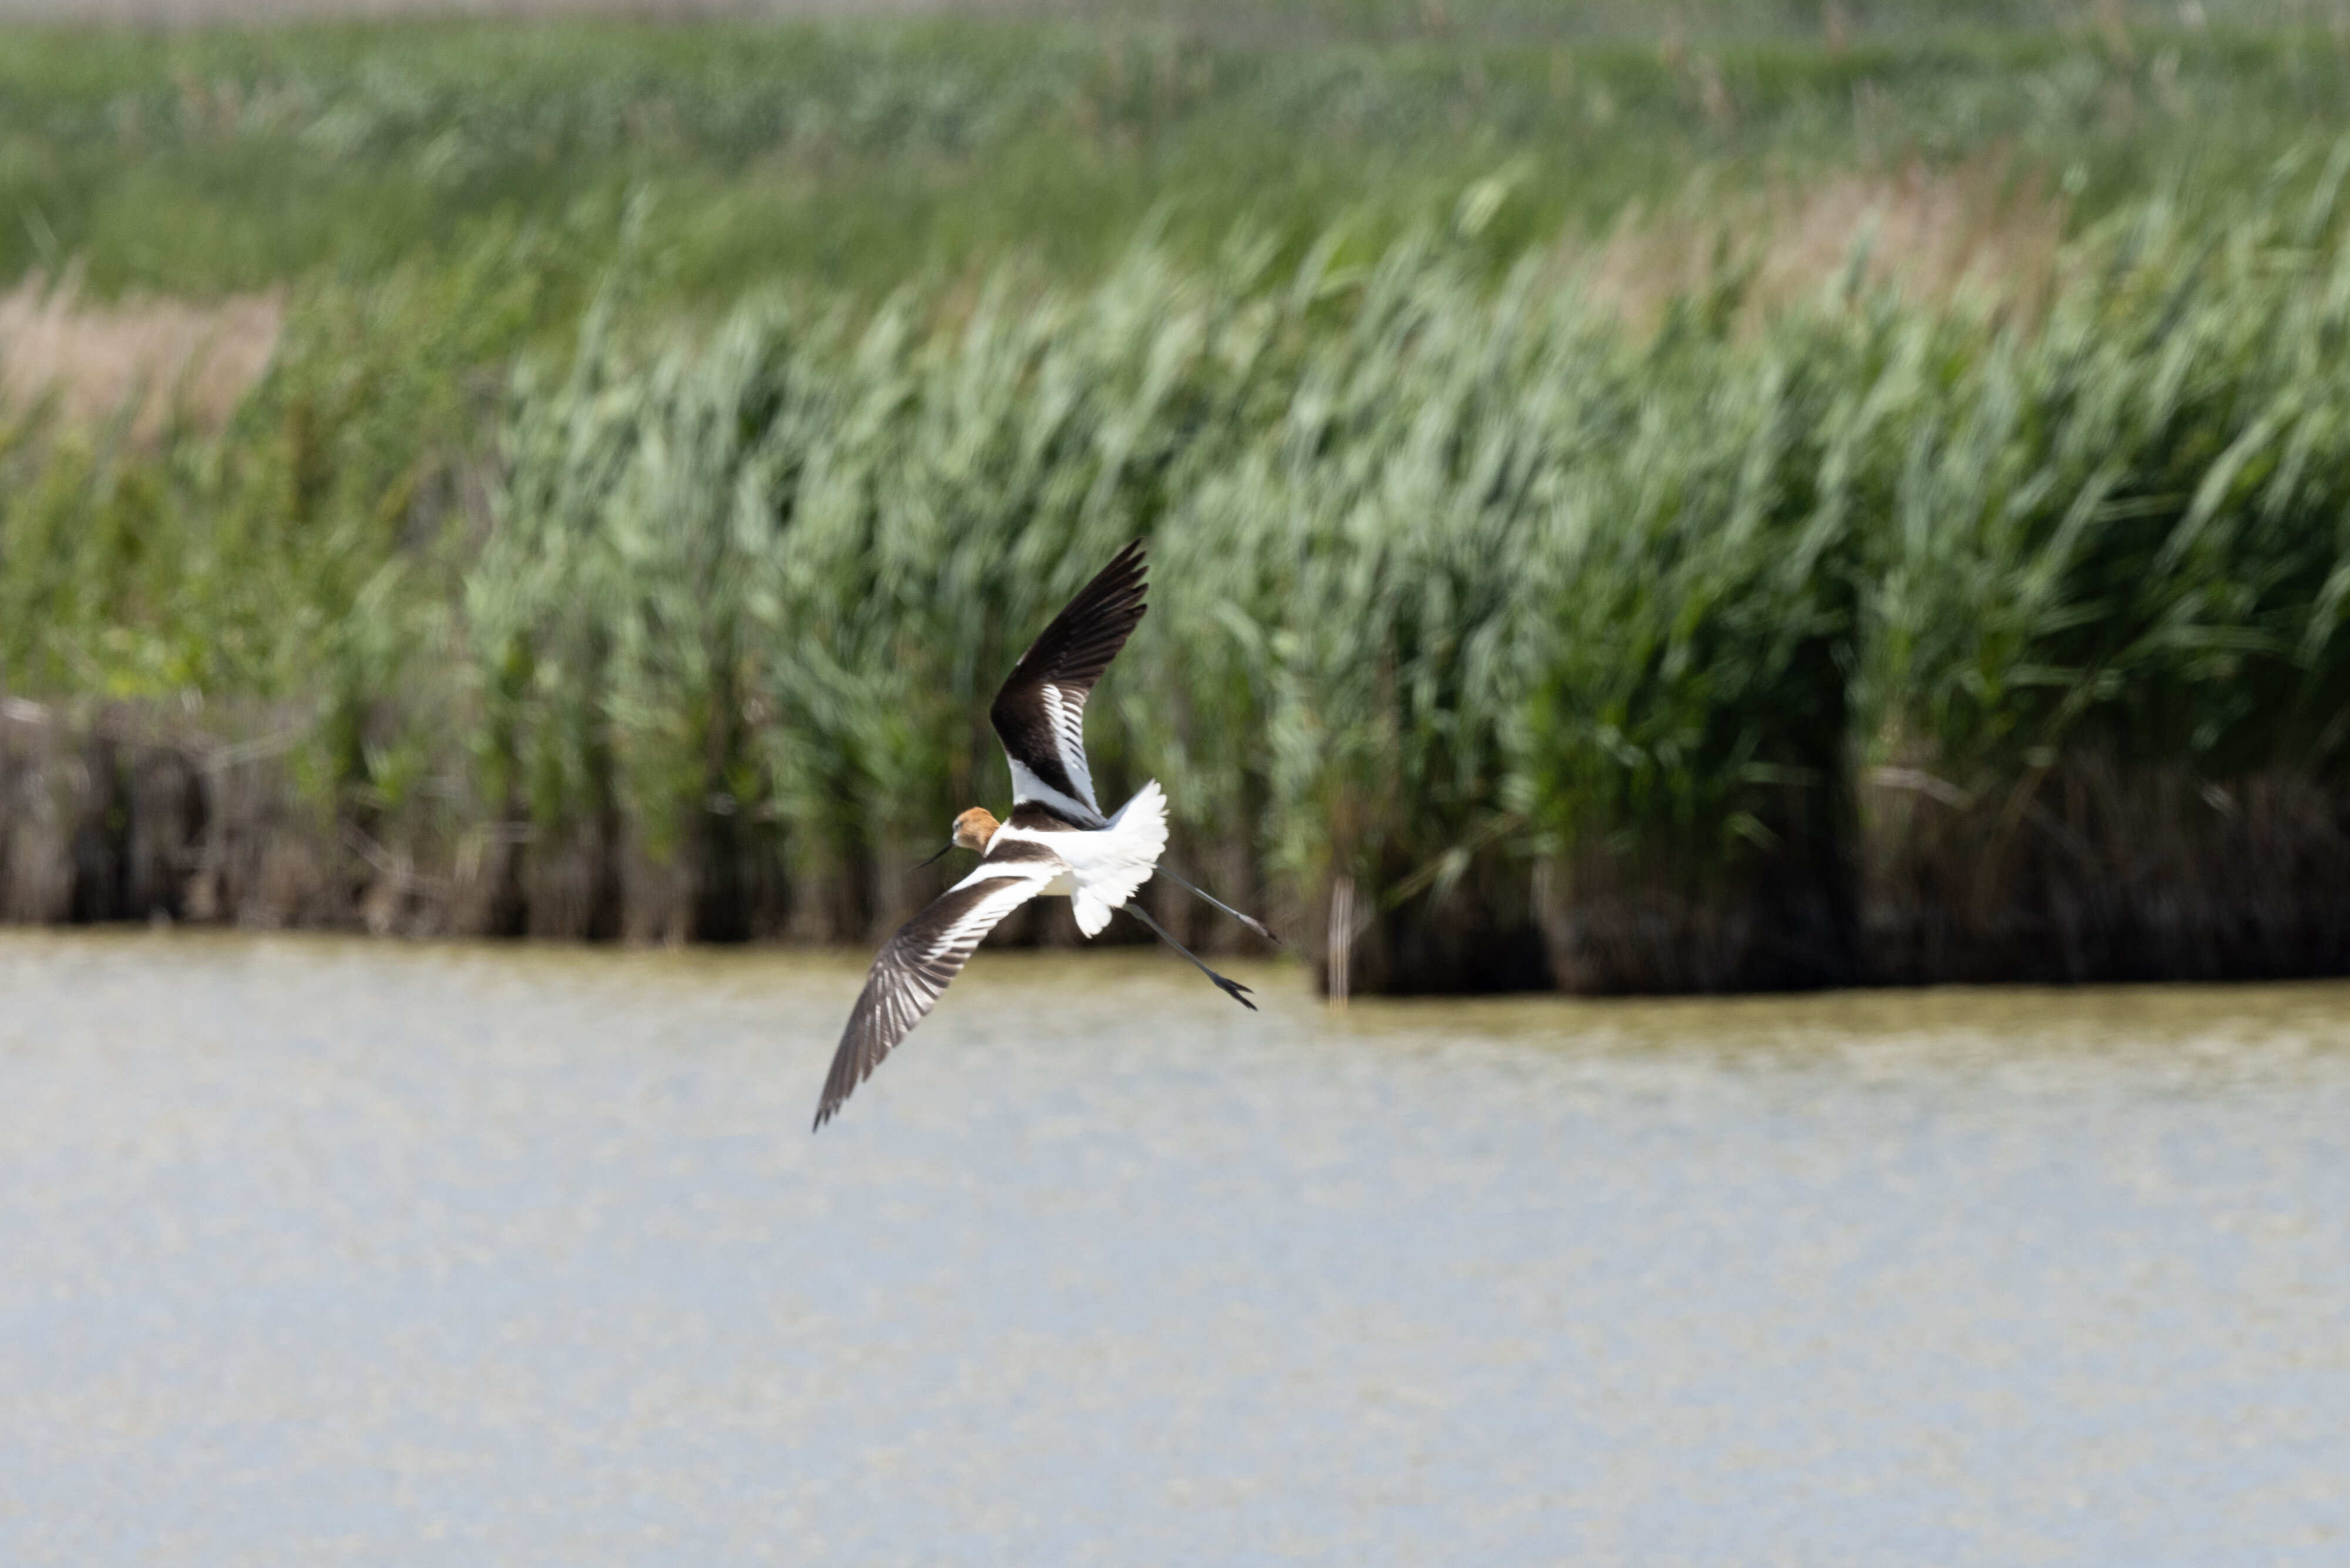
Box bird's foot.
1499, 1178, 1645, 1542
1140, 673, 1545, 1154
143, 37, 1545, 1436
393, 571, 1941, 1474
1213, 973, 1258, 1012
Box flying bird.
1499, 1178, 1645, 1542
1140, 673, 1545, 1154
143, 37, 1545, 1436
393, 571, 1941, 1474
813, 540, 1271, 1130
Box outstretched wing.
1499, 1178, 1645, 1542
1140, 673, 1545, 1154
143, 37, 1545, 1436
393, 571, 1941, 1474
989, 540, 1147, 827
813, 859, 1056, 1130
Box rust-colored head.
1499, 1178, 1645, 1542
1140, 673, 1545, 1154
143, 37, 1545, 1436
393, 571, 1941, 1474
952, 807, 1001, 851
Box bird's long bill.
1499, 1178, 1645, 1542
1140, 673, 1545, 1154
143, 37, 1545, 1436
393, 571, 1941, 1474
913, 841, 955, 870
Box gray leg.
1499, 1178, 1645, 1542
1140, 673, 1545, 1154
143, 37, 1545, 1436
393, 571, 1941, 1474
1122, 900, 1257, 1011
1151, 866, 1280, 945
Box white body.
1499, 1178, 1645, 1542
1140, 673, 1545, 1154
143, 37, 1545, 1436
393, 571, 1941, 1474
1057, 779, 1170, 935
986, 780, 1169, 937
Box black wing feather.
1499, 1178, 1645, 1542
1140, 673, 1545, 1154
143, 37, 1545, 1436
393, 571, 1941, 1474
988, 540, 1149, 811
813, 871, 1043, 1130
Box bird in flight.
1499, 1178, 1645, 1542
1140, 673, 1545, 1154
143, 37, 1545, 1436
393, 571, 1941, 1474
813, 540, 1271, 1130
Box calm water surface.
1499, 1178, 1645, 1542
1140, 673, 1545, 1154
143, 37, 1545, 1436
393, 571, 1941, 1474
1, 931, 2345, 1565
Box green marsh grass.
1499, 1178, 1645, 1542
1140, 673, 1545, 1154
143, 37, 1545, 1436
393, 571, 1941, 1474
16, 173, 2350, 986
5, 7, 2349, 297
9, 7, 2350, 987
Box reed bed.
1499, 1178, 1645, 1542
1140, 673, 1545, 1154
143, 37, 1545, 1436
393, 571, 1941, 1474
11, 170, 2350, 992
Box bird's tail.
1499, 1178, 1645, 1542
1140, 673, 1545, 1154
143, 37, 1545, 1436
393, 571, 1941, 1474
1067, 780, 1169, 937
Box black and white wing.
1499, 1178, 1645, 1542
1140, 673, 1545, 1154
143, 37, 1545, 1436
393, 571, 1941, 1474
813, 855, 1059, 1130
988, 540, 1147, 827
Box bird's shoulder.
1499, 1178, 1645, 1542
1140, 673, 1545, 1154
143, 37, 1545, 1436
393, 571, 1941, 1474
978, 816, 1078, 868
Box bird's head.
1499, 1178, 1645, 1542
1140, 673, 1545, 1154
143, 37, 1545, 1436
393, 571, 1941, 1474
951, 807, 1002, 852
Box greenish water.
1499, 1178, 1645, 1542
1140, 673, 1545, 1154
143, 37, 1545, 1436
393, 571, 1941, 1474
1, 931, 2345, 1564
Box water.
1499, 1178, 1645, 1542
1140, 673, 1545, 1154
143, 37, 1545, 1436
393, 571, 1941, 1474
1, 931, 2345, 1566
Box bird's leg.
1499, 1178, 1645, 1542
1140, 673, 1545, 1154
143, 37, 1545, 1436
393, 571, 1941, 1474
1122, 900, 1257, 1012
1150, 867, 1281, 946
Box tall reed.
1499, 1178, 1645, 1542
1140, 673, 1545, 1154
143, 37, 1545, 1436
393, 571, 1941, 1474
1861, 165, 2350, 979
13, 176, 2350, 992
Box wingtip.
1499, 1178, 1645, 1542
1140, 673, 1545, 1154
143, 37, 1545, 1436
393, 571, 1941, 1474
1107, 538, 1149, 592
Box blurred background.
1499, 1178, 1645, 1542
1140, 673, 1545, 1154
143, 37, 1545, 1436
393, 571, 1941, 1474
4, 0, 2350, 991
4, 5, 2350, 1563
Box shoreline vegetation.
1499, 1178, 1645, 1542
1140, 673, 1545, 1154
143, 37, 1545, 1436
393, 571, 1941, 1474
7, 5, 2350, 993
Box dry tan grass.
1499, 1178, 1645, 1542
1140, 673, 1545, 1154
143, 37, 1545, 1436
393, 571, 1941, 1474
0, 278, 282, 432
1576, 162, 2066, 327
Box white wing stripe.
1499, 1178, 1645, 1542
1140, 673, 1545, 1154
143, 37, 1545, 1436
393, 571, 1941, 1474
1039, 682, 1100, 814
1007, 758, 1104, 828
